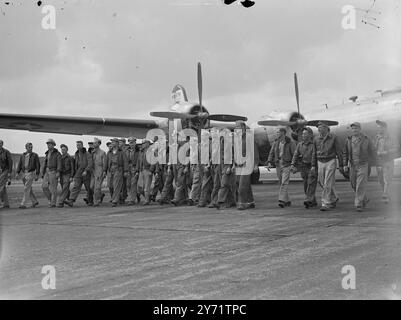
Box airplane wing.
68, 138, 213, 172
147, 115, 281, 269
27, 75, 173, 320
0, 113, 159, 138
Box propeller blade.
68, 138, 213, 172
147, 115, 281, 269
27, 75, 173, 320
208, 114, 247, 122
198, 62, 203, 112
294, 72, 300, 115
150, 111, 196, 120
306, 120, 339, 127
257, 120, 296, 126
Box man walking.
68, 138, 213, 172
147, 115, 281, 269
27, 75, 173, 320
343, 122, 376, 212
159, 146, 175, 205
65, 141, 93, 207
235, 120, 259, 210
41, 139, 62, 208
0, 140, 12, 209
58, 144, 74, 208
291, 127, 318, 209
106, 138, 128, 207
150, 137, 164, 203
119, 138, 129, 204
267, 128, 296, 208
17, 142, 40, 209
188, 137, 203, 206
171, 140, 190, 206
375, 120, 399, 204
198, 134, 214, 208
137, 139, 155, 205
84, 141, 95, 205
91, 138, 107, 207
126, 137, 140, 205
208, 135, 223, 208
106, 141, 114, 200
88, 142, 94, 154
314, 121, 344, 211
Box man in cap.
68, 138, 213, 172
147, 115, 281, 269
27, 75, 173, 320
106, 141, 113, 199
158, 145, 175, 204
91, 138, 107, 207
198, 132, 214, 207
213, 132, 237, 210
136, 139, 155, 205
186, 135, 202, 206
234, 120, 259, 210
83, 141, 95, 205
343, 122, 376, 211
291, 127, 318, 208
105, 138, 128, 207
118, 138, 127, 150
64, 140, 93, 207
150, 136, 164, 203
87, 142, 94, 154
118, 138, 129, 204
208, 132, 223, 208
375, 120, 399, 204
314, 121, 344, 211
267, 127, 296, 208
171, 138, 191, 206
16, 142, 40, 209
125, 137, 139, 205
41, 139, 62, 208
0, 140, 13, 208
58, 144, 74, 207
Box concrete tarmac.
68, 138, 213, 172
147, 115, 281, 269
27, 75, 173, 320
0, 179, 400, 299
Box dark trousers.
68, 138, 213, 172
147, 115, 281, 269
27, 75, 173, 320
120, 176, 127, 202
199, 165, 213, 205
151, 170, 164, 199
172, 164, 188, 204
160, 167, 175, 201
107, 172, 113, 200
86, 173, 94, 204
217, 165, 236, 206
69, 175, 92, 203
58, 173, 71, 205
110, 170, 123, 204
300, 164, 317, 204
237, 173, 254, 205
210, 165, 221, 205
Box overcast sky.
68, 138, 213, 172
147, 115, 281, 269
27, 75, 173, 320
0, 0, 400, 153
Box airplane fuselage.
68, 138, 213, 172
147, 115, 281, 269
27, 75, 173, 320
308, 91, 401, 144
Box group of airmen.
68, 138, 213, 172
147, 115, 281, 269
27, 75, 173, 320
0, 119, 398, 212
268, 119, 398, 212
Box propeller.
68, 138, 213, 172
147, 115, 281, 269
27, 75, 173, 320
150, 111, 195, 120
257, 120, 296, 127
257, 72, 339, 132
150, 63, 247, 124
294, 73, 300, 115
305, 120, 339, 127
208, 114, 247, 122
198, 62, 203, 114
197, 62, 205, 134
257, 119, 338, 127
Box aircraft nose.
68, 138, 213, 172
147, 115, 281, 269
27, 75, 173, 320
197, 112, 209, 118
